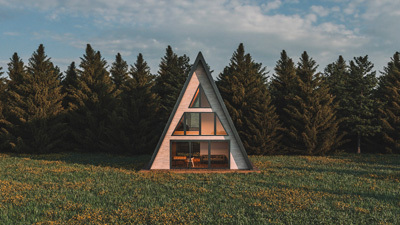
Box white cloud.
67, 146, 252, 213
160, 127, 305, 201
305, 13, 317, 23
355, 1, 400, 49
0, 0, 11, 7
361, 1, 400, 20
283, 0, 299, 3
311, 5, 330, 17
331, 6, 340, 12
0, 0, 398, 74
3, 31, 20, 36
343, 7, 354, 15
262, 0, 282, 11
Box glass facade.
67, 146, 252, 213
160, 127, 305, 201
210, 142, 229, 168
171, 85, 229, 169
189, 86, 211, 108
201, 113, 214, 135
216, 116, 227, 135
173, 112, 227, 136
186, 113, 200, 135
171, 141, 229, 169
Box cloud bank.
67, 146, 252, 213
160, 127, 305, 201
0, 0, 399, 75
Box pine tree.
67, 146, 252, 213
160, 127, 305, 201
4, 54, 26, 150
99, 53, 130, 153
282, 51, 340, 155
126, 53, 160, 154
377, 52, 400, 153
217, 43, 281, 155
343, 55, 380, 153
0, 67, 5, 101
59, 62, 81, 151
0, 67, 10, 150
324, 56, 350, 147
6, 53, 26, 96
153, 46, 191, 124
54, 65, 63, 81
324, 56, 348, 103
110, 53, 129, 90
69, 44, 119, 152
61, 62, 79, 110
270, 50, 297, 152
6, 45, 65, 153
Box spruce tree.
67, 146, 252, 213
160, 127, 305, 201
324, 56, 349, 146
0, 67, 10, 150
344, 56, 380, 153
61, 62, 79, 110
6, 45, 65, 153
282, 52, 340, 155
110, 53, 129, 90
153, 46, 191, 124
54, 65, 63, 81
126, 53, 160, 154
377, 52, 400, 153
0, 67, 5, 101
324, 56, 348, 104
69, 44, 119, 152
0, 67, 4, 99
6, 53, 26, 97
4, 54, 26, 150
100, 53, 130, 153
217, 43, 281, 155
60, 62, 82, 151
270, 50, 297, 152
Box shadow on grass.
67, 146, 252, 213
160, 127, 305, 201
13, 152, 152, 172
283, 164, 400, 179
269, 181, 399, 206
332, 153, 400, 168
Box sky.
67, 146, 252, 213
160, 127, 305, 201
0, 0, 399, 77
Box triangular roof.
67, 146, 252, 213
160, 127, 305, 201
147, 52, 253, 170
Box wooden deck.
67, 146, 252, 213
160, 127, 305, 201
140, 164, 261, 174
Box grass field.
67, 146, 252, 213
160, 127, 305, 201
0, 153, 399, 224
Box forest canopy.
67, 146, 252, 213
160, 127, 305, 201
0, 43, 399, 155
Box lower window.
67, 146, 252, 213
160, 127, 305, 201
171, 141, 229, 169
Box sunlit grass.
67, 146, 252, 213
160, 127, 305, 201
0, 153, 399, 224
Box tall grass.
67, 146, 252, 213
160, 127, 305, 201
0, 153, 399, 224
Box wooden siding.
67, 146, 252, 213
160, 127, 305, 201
151, 62, 249, 169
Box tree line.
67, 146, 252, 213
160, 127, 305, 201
0, 43, 399, 155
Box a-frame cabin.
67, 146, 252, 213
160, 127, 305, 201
148, 52, 253, 170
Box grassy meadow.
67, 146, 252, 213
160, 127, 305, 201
0, 152, 399, 224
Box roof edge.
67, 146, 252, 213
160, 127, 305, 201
147, 53, 201, 169
196, 53, 254, 170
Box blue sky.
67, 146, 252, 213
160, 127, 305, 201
0, 0, 399, 77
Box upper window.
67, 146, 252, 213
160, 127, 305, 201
173, 112, 228, 136
189, 86, 211, 108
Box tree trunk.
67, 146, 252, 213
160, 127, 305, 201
357, 132, 361, 154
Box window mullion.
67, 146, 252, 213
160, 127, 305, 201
214, 113, 216, 136
208, 140, 211, 169
183, 113, 186, 135
189, 141, 192, 160
199, 86, 202, 107
199, 112, 201, 135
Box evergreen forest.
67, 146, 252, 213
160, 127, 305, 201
1, 43, 399, 155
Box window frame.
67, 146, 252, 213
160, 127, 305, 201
170, 140, 230, 169
172, 112, 228, 136
189, 85, 211, 108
